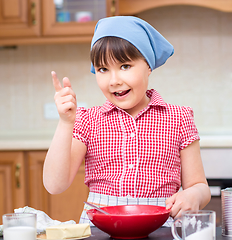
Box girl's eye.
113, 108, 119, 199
98, 67, 108, 73
121, 64, 131, 70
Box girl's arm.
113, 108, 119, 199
165, 140, 211, 219
43, 72, 87, 194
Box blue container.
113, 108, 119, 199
56, 11, 71, 22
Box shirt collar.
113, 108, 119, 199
146, 89, 167, 107
100, 89, 167, 114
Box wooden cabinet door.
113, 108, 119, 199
118, 0, 232, 15
27, 151, 89, 223
42, 0, 118, 38
0, 151, 26, 224
0, 0, 40, 38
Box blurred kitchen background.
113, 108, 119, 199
0, 0, 231, 226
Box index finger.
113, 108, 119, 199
51, 71, 63, 92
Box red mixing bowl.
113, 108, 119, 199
86, 205, 170, 239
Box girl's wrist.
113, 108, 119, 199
58, 118, 75, 130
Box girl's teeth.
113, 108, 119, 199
114, 90, 130, 96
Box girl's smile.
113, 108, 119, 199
95, 58, 151, 117
114, 89, 131, 97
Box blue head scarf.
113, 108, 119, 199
90, 16, 174, 74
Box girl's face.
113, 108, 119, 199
95, 58, 152, 117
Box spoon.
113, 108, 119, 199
84, 201, 110, 215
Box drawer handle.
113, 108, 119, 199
15, 163, 21, 188
111, 0, 116, 16
31, 2, 36, 25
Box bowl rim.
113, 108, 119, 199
86, 204, 170, 216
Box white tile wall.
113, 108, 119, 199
0, 5, 231, 140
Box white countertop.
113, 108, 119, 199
0, 139, 52, 150
0, 135, 232, 150
199, 135, 232, 148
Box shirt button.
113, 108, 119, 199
130, 132, 135, 138
128, 164, 134, 169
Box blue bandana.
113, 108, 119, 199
90, 16, 174, 74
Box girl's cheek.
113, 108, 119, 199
96, 79, 106, 91
96, 75, 102, 86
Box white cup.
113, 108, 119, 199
3, 213, 37, 240
75, 11, 92, 22
171, 210, 216, 240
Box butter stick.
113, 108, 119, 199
46, 223, 91, 239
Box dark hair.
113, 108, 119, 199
91, 36, 147, 68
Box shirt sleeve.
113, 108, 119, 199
179, 106, 200, 150
72, 107, 90, 146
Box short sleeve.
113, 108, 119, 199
72, 107, 90, 146
180, 106, 200, 150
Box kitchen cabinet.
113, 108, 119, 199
119, 0, 232, 15
1, 0, 232, 46
0, 152, 26, 224
0, 0, 40, 38
0, 150, 89, 224
42, 0, 118, 37
27, 151, 89, 223
0, 0, 119, 45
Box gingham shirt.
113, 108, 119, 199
73, 89, 200, 198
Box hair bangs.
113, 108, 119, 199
91, 37, 145, 69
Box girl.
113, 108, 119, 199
43, 16, 211, 226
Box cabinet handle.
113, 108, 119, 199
31, 2, 36, 25
15, 163, 21, 188
111, 0, 116, 16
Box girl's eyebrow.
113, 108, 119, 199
97, 64, 108, 69
95, 62, 107, 67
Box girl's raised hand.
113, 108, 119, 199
52, 71, 77, 124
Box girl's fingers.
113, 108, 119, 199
50, 72, 76, 123
52, 71, 63, 92
52, 73, 75, 99
56, 94, 76, 107
166, 202, 173, 210
62, 77, 76, 100
59, 101, 76, 113
169, 205, 181, 219
63, 77, 72, 88
165, 193, 176, 209
54, 87, 76, 102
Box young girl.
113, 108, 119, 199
43, 16, 211, 226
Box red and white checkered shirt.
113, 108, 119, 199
73, 89, 200, 198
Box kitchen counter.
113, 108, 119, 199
86, 227, 230, 240
0, 135, 232, 150
0, 227, 229, 239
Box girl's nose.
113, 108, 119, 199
109, 71, 122, 86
